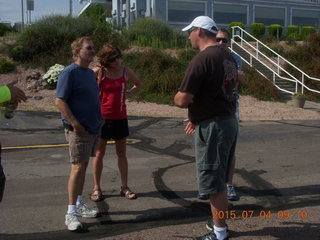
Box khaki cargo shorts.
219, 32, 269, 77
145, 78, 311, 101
65, 129, 100, 163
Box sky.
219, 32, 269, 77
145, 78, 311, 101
0, 0, 86, 25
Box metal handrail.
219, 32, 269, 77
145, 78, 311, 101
229, 39, 297, 94
231, 26, 320, 95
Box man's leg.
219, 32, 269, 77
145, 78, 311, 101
226, 154, 239, 201
195, 118, 237, 240
68, 162, 88, 206
226, 102, 240, 201
65, 161, 88, 231
65, 131, 99, 231
209, 190, 228, 227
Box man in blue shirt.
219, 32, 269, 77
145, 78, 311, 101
215, 28, 245, 202
55, 36, 102, 232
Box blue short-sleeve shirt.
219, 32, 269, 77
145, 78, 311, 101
56, 64, 102, 134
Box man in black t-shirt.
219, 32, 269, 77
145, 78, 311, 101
174, 16, 238, 240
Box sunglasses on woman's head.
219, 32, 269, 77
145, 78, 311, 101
216, 38, 229, 43
107, 54, 121, 62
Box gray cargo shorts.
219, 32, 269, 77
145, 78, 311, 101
195, 116, 238, 195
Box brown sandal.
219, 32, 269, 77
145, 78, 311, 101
90, 190, 103, 202
120, 186, 137, 200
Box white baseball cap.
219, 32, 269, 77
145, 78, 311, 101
182, 16, 218, 34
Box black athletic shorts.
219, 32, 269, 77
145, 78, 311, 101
100, 118, 129, 140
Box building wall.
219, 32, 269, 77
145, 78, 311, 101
112, 0, 320, 29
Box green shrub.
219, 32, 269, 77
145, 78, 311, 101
123, 49, 187, 104
126, 18, 187, 49
228, 22, 246, 36
286, 25, 299, 40
249, 23, 265, 38
268, 24, 283, 38
0, 23, 12, 36
18, 16, 94, 60
281, 34, 320, 102
300, 26, 316, 40
80, 3, 108, 23
0, 57, 14, 73
15, 15, 124, 69
10, 45, 25, 61
176, 49, 197, 65
91, 22, 127, 50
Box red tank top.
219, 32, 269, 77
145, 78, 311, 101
99, 68, 127, 120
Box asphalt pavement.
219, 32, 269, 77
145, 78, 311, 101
0, 110, 319, 240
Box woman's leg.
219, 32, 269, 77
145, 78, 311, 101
92, 139, 107, 192
115, 138, 128, 188
116, 138, 136, 199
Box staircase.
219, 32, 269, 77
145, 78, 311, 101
230, 26, 320, 101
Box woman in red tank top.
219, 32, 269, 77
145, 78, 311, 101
90, 44, 141, 201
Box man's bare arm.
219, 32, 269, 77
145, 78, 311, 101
55, 98, 85, 133
174, 91, 194, 108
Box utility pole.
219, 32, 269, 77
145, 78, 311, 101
26, 0, 34, 24
21, 0, 24, 31
69, 0, 73, 16
126, 0, 131, 27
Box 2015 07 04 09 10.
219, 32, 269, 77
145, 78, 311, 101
212, 210, 309, 220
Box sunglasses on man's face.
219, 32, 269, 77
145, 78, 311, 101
107, 54, 122, 62
187, 27, 198, 35
82, 46, 95, 51
216, 38, 229, 43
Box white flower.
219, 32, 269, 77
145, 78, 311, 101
43, 64, 65, 85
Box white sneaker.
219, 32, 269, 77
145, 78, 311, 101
76, 202, 99, 218
65, 212, 82, 231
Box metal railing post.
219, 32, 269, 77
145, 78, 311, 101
273, 73, 275, 83
302, 74, 305, 94
241, 27, 243, 47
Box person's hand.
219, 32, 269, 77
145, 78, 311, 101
184, 119, 195, 134
7, 80, 27, 103
72, 121, 86, 133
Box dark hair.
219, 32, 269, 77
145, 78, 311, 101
218, 28, 231, 39
202, 29, 217, 38
98, 44, 122, 68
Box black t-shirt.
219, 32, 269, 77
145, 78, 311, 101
179, 45, 237, 123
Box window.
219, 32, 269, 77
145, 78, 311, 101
292, 9, 320, 27
213, 3, 247, 25
168, 0, 206, 22
254, 6, 285, 26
